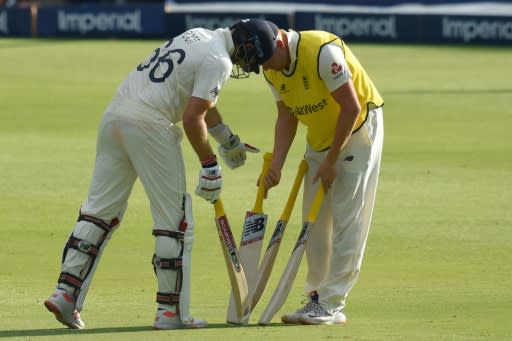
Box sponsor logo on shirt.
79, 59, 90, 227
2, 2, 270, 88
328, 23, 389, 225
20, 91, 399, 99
279, 83, 289, 94
331, 62, 346, 80
209, 87, 219, 98
287, 98, 328, 116
181, 30, 201, 44
331, 62, 343, 75
302, 75, 310, 90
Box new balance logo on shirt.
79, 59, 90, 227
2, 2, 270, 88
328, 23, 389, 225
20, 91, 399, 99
209, 87, 219, 98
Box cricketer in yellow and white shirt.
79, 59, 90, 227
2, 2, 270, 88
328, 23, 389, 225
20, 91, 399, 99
262, 28, 384, 325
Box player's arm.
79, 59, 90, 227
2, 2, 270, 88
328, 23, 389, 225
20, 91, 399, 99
184, 54, 228, 163
326, 81, 360, 162
314, 43, 361, 191
264, 100, 298, 193
183, 96, 216, 161
204, 106, 223, 127
183, 97, 223, 203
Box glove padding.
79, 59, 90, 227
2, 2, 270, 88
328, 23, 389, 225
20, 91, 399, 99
218, 134, 260, 169
195, 160, 223, 203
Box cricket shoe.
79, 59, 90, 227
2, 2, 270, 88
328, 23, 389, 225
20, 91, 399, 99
299, 303, 347, 325
153, 308, 208, 330
44, 288, 85, 329
281, 291, 320, 324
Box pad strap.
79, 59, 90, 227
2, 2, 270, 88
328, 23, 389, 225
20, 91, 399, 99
156, 292, 180, 305
152, 255, 183, 270
66, 236, 99, 257
58, 272, 84, 290
78, 213, 119, 233
152, 229, 184, 240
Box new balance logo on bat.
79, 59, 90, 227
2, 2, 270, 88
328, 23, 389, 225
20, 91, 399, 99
241, 215, 267, 246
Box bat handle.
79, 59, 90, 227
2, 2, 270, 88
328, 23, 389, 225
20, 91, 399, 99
280, 159, 308, 221
306, 185, 325, 222
254, 152, 273, 213
213, 198, 225, 217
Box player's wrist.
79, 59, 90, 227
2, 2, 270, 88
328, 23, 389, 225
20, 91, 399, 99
208, 122, 233, 146
201, 154, 218, 168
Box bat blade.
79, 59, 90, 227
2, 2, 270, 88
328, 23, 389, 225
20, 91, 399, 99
227, 152, 273, 324
214, 198, 250, 320
258, 185, 325, 325
251, 159, 308, 310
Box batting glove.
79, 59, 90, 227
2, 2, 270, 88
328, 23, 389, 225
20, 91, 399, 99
218, 134, 260, 169
195, 155, 223, 203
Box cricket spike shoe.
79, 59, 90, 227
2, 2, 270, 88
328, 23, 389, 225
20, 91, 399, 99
281, 291, 320, 324
44, 288, 85, 329
299, 304, 347, 325
153, 308, 208, 330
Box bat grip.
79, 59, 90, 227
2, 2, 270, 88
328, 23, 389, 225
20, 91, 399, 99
306, 185, 325, 222
213, 198, 226, 217
280, 159, 308, 221
253, 152, 273, 213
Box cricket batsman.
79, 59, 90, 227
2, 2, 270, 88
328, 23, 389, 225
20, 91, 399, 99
43, 19, 279, 330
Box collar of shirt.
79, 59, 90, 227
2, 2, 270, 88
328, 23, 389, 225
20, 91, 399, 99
218, 27, 235, 61
283, 29, 299, 76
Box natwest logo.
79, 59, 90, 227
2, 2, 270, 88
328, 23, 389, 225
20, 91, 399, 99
58, 10, 142, 34
315, 14, 397, 39
0, 12, 8, 34
288, 98, 329, 116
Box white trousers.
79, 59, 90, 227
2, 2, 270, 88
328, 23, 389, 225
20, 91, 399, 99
63, 112, 186, 309
83, 112, 186, 228
302, 107, 384, 314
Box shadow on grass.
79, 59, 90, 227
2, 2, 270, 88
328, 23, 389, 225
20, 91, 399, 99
0, 323, 287, 337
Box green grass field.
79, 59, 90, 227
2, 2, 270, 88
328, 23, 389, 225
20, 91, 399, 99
1, 39, 511, 340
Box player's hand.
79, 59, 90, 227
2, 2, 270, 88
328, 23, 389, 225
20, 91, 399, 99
263, 167, 281, 198
218, 134, 260, 169
195, 156, 223, 203
312, 160, 336, 192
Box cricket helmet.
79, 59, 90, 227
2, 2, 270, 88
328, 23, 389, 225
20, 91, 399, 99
230, 18, 279, 78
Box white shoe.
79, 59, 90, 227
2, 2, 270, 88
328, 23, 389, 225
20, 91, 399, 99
153, 309, 208, 330
281, 291, 320, 324
299, 303, 347, 325
44, 289, 85, 329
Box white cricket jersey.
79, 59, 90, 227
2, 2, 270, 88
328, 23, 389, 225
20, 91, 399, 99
106, 28, 234, 124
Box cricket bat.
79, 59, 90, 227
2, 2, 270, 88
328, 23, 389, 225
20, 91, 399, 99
226, 152, 273, 324
258, 184, 325, 325
213, 198, 250, 321
250, 159, 308, 310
